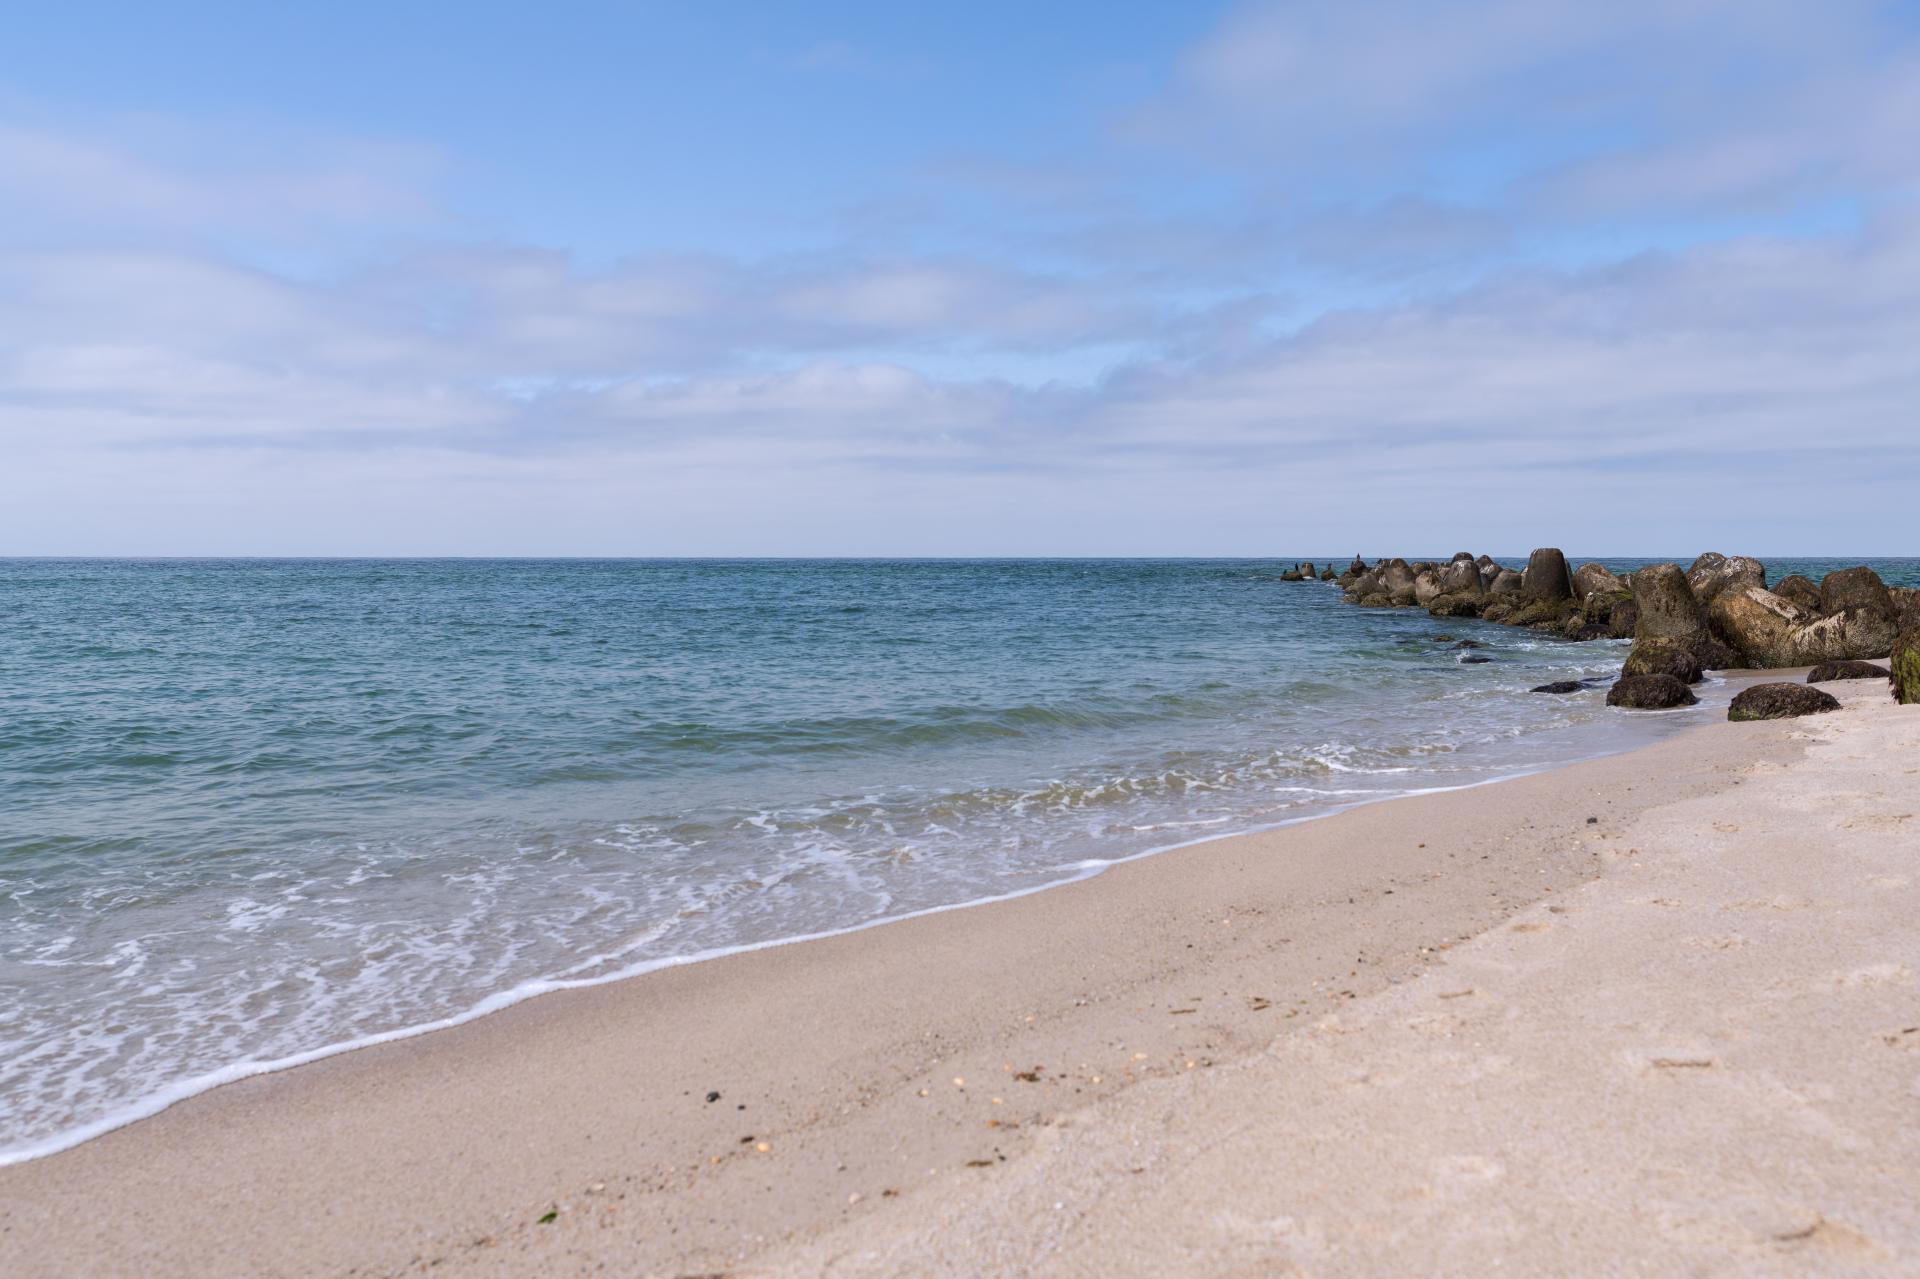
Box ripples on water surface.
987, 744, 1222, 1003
2, 556, 1914, 1159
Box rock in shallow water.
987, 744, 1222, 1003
1606, 674, 1698, 709
1622, 638, 1705, 684
1521, 548, 1573, 602
1727, 682, 1841, 721
1530, 681, 1584, 694
1806, 660, 1890, 683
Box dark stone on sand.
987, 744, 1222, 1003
1606, 674, 1698, 709
1727, 682, 1841, 722
1531, 681, 1583, 694
1806, 660, 1889, 683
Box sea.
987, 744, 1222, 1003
3, 556, 1914, 1162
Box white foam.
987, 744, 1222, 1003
0, 739, 1682, 1168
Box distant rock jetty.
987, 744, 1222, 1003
1279, 551, 1920, 710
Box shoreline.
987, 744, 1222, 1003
0, 666, 1730, 1171
2, 669, 1879, 1277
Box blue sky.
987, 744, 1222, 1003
3, 1, 1917, 554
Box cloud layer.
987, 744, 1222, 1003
2, 2, 1916, 554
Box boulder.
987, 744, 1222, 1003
1451, 551, 1475, 563
1460, 654, 1494, 664
1630, 563, 1710, 644
1475, 554, 1495, 568
1488, 569, 1523, 595
1892, 586, 1920, 631
1807, 660, 1890, 683
1695, 637, 1741, 670
1480, 599, 1518, 624
1530, 681, 1584, 694
1814, 568, 1901, 658
1606, 674, 1698, 709
1354, 593, 1394, 608
1711, 584, 1898, 667
1687, 553, 1766, 607
1301, 562, 1318, 579
1503, 597, 1580, 630
1572, 562, 1626, 602
1773, 574, 1822, 612
1381, 559, 1418, 607
1347, 556, 1368, 575
1521, 548, 1573, 602
1727, 683, 1841, 722
1892, 629, 1920, 705
1622, 637, 1704, 684
1607, 598, 1640, 639
1413, 569, 1444, 607
1321, 567, 1336, 581
1427, 593, 1487, 619
1820, 566, 1894, 619
1437, 558, 1485, 598
1706, 586, 1813, 667
1345, 569, 1383, 599
1579, 588, 1634, 636
1279, 570, 1305, 581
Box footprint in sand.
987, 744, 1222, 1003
1837, 963, 1914, 988
1772, 1215, 1884, 1258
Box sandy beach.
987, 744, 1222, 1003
3, 675, 1915, 1277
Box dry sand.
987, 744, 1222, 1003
3, 677, 1915, 1277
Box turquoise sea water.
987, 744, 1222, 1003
2, 556, 1913, 1161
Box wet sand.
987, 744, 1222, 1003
3, 677, 1914, 1276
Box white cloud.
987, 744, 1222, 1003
3, 3, 1918, 554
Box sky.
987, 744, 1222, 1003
2, 0, 1917, 556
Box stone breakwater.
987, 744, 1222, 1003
1280, 551, 1920, 711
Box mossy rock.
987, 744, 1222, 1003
1728, 683, 1840, 721
1426, 592, 1486, 618
1606, 674, 1698, 709
1623, 638, 1704, 684
1893, 629, 1920, 705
